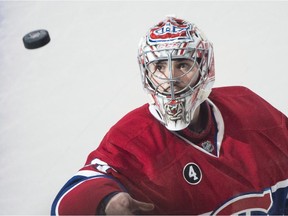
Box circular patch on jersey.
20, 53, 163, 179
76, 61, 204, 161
183, 163, 202, 185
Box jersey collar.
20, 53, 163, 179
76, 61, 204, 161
172, 99, 224, 158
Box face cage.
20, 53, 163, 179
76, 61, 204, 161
141, 47, 209, 100
139, 47, 211, 131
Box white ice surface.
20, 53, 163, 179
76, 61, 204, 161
0, 1, 287, 214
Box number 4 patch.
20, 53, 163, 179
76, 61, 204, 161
183, 163, 202, 185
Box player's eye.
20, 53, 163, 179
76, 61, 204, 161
148, 61, 167, 73
155, 63, 166, 72
179, 63, 188, 70
176, 61, 194, 73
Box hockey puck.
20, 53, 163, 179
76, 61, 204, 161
23, 29, 50, 49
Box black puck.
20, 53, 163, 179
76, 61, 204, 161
23, 29, 50, 49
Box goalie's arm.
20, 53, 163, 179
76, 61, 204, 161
51, 164, 126, 215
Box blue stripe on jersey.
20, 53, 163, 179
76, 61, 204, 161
210, 105, 218, 155
50, 174, 126, 215
269, 186, 288, 215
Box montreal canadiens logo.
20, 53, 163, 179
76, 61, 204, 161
183, 163, 202, 185
211, 190, 273, 215
148, 21, 192, 44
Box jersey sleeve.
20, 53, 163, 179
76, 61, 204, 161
50, 106, 151, 216
50, 157, 127, 215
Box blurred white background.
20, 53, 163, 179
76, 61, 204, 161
0, 1, 287, 214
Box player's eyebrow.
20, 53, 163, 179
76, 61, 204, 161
154, 60, 167, 65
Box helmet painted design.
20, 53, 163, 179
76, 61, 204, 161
138, 17, 215, 131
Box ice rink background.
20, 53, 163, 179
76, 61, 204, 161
0, 1, 287, 214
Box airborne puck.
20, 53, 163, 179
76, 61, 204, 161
23, 29, 50, 49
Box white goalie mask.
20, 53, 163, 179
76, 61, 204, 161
138, 17, 215, 131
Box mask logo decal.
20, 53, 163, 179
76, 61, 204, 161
183, 162, 202, 185
164, 100, 184, 121
148, 20, 193, 44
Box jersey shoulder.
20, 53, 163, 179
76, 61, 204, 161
210, 86, 259, 97
102, 104, 163, 146
92, 103, 171, 173
209, 86, 286, 130
111, 103, 156, 133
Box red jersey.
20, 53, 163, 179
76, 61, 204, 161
51, 86, 288, 215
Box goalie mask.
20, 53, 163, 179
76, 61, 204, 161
138, 17, 215, 131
